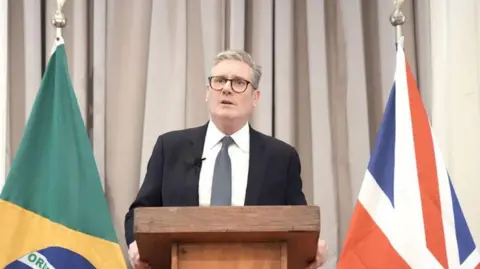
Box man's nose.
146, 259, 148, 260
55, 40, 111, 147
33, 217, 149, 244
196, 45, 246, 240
221, 81, 233, 94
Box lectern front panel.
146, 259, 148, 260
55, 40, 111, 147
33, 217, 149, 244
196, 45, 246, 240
171, 242, 288, 269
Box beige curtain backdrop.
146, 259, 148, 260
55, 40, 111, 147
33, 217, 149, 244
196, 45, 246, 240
0, 0, 7, 192
3, 0, 480, 267
426, 0, 480, 251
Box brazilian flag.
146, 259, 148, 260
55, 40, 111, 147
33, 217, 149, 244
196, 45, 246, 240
0, 37, 127, 268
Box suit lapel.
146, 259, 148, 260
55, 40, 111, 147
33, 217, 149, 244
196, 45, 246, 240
183, 123, 208, 206
244, 127, 266, 205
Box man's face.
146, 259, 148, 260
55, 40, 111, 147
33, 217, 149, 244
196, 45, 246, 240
206, 60, 260, 122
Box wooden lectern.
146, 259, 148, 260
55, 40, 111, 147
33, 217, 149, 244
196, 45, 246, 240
134, 206, 320, 269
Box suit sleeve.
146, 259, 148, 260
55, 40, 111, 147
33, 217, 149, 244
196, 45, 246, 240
286, 148, 308, 205
124, 136, 164, 246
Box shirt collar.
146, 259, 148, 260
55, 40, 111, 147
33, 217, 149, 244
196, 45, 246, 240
205, 120, 250, 153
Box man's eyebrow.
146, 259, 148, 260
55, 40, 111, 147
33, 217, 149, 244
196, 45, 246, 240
231, 75, 248, 81
213, 74, 249, 81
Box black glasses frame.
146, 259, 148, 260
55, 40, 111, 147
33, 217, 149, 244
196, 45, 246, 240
208, 76, 253, 93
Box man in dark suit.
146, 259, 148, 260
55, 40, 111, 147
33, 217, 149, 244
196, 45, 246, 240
125, 49, 327, 269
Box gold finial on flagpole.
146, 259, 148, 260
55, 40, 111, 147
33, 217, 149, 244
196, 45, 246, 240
390, 0, 406, 44
51, 0, 67, 39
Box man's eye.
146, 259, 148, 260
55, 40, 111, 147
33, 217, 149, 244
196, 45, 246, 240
234, 79, 246, 85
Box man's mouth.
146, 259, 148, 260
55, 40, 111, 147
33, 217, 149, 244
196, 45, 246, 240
220, 100, 234, 105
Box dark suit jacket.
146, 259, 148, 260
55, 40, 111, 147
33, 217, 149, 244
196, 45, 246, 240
124, 122, 307, 246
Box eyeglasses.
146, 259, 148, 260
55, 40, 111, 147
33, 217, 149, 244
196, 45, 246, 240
208, 76, 253, 93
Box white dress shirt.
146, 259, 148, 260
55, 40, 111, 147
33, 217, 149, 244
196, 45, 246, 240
198, 121, 250, 206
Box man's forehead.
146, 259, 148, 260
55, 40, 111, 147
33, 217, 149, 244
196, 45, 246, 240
211, 61, 252, 79
213, 60, 250, 71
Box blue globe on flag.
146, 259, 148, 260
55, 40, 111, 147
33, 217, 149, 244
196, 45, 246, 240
5, 247, 95, 269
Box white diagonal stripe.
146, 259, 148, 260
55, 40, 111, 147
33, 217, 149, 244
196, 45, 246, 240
432, 131, 461, 267
461, 250, 480, 269
360, 171, 443, 268
18, 251, 56, 269
393, 44, 432, 268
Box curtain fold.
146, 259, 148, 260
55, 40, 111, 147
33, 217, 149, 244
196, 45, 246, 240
247, 0, 274, 136
0, 0, 7, 190
304, 2, 338, 265
104, 0, 153, 252
273, 0, 295, 145
23, 0, 42, 121
339, 0, 371, 206
92, 0, 107, 189
4, 0, 480, 267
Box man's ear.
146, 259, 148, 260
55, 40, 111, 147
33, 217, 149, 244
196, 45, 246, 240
205, 85, 210, 102
253, 89, 260, 107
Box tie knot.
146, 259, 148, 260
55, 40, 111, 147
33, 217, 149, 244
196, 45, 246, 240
221, 136, 234, 148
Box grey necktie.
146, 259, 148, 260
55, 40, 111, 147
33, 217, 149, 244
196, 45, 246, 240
210, 136, 234, 206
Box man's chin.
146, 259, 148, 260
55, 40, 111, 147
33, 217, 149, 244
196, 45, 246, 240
215, 111, 238, 120
216, 115, 237, 121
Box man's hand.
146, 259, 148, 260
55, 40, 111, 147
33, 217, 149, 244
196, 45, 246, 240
128, 241, 151, 269
306, 239, 328, 269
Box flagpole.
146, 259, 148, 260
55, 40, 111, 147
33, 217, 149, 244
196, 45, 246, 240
390, 0, 406, 46
51, 0, 67, 39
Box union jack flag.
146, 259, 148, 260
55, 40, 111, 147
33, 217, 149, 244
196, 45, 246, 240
337, 41, 480, 268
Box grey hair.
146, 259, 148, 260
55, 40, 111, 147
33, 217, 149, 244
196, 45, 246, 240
212, 49, 262, 89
